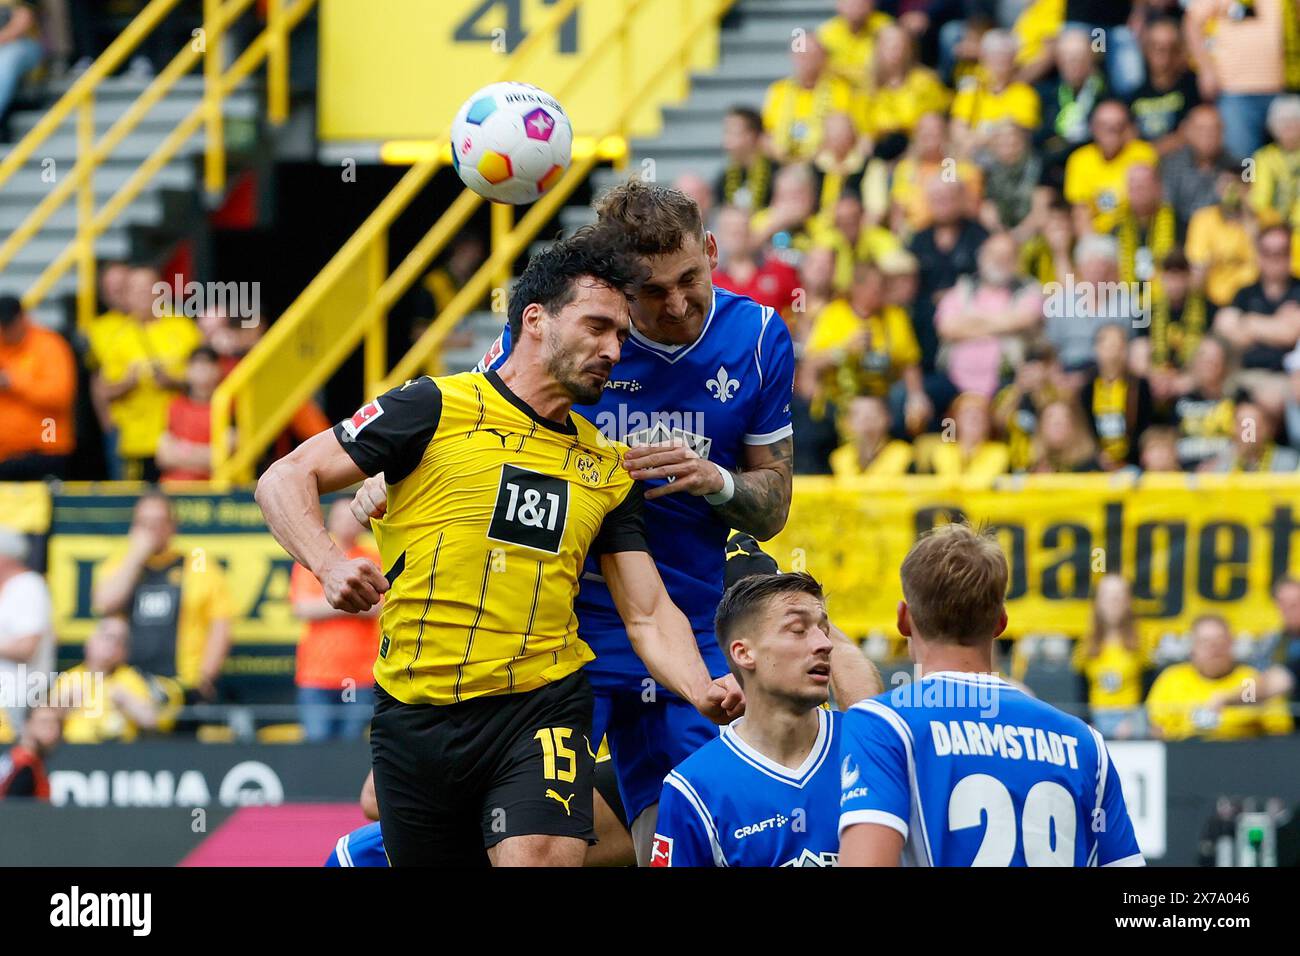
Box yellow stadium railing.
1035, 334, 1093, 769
211, 0, 735, 483
0, 0, 313, 329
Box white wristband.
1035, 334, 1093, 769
704, 463, 735, 505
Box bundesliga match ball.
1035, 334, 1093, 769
450, 81, 573, 205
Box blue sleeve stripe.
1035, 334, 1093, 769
857, 700, 935, 867
335, 834, 353, 868
664, 771, 728, 867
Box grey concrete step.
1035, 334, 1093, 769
0, 160, 194, 202
2, 129, 211, 165
720, 34, 798, 57
7, 90, 257, 138
0, 263, 84, 292
8, 233, 131, 266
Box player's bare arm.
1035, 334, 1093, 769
839, 823, 904, 867
600, 548, 744, 724
623, 435, 793, 541
255, 430, 389, 614
827, 618, 883, 709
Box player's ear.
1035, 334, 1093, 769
520, 301, 547, 339
896, 601, 912, 638
992, 607, 1008, 639
731, 638, 755, 675
705, 231, 719, 271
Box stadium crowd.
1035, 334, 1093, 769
698, 1, 1300, 485
3, 0, 1300, 774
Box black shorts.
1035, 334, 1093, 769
370, 670, 595, 866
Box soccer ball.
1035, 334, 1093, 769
450, 81, 573, 205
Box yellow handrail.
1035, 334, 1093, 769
211, 0, 591, 480
212, 0, 734, 483
0, 0, 312, 327
385, 0, 736, 390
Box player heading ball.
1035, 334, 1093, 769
256, 225, 741, 867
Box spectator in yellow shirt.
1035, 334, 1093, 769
762, 37, 865, 164
816, 0, 894, 88
1249, 96, 1300, 274
751, 163, 842, 262
1011, 0, 1064, 85
56, 615, 181, 744
1074, 574, 1149, 740
889, 112, 983, 237
1063, 100, 1159, 235
950, 30, 1042, 157
805, 262, 929, 432
91, 265, 203, 481
1184, 167, 1260, 307
1146, 614, 1295, 741
862, 25, 951, 141
914, 392, 1010, 478
826, 192, 902, 291
830, 394, 914, 478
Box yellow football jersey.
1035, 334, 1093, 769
336, 371, 645, 706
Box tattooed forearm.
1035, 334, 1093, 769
714, 437, 793, 540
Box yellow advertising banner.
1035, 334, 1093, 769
45, 489, 304, 684
0, 482, 52, 534
39, 476, 1300, 672
766, 474, 1300, 642
318, 0, 722, 142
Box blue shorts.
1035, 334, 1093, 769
592, 687, 721, 827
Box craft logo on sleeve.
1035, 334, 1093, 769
340, 399, 385, 441
49, 886, 151, 936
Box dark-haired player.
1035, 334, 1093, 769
258, 227, 740, 867
651, 570, 880, 867
356, 182, 797, 865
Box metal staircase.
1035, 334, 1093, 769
0, 74, 259, 330
441, 0, 837, 373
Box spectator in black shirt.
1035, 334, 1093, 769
1063, 0, 1143, 98
1081, 323, 1155, 469
714, 106, 772, 213
1213, 225, 1300, 399
908, 176, 989, 373
1167, 336, 1237, 469
1127, 16, 1199, 156
1037, 29, 1108, 175
1162, 105, 1235, 230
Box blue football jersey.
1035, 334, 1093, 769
477, 287, 795, 691
324, 822, 388, 867
652, 708, 841, 867
838, 672, 1145, 867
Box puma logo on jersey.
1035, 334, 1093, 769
545, 789, 575, 816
